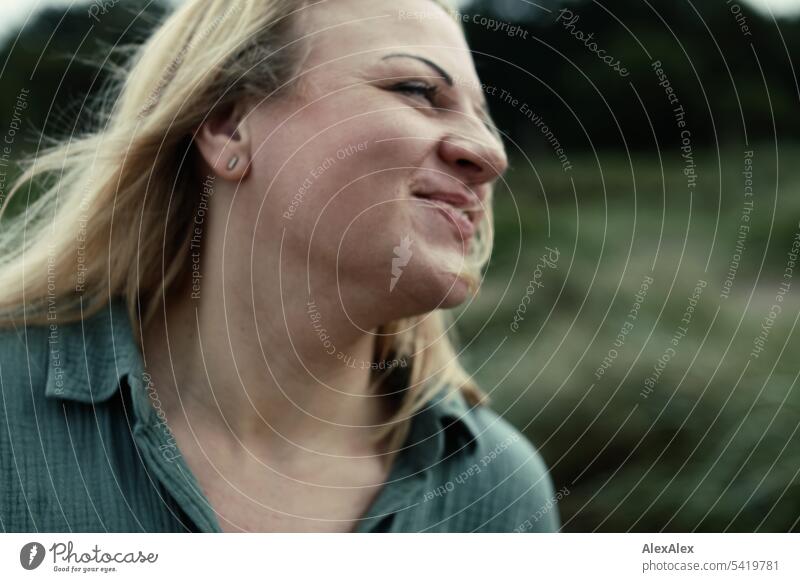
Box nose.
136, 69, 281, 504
438, 131, 508, 188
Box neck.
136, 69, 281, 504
141, 235, 393, 460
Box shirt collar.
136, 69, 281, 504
44, 298, 480, 457
45, 298, 143, 404
401, 387, 480, 473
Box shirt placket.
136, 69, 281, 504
127, 372, 223, 533
354, 407, 445, 533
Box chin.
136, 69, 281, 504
437, 271, 476, 309
390, 263, 477, 317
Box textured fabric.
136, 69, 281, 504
0, 299, 560, 533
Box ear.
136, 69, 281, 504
195, 102, 252, 181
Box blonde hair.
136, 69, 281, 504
0, 0, 493, 452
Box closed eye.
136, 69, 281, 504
391, 81, 440, 105
389, 78, 500, 138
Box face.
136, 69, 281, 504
235, 0, 508, 327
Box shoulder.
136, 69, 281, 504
431, 403, 563, 532
0, 322, 49, 407
0, 323, 53, 460
0, 322, 51, 528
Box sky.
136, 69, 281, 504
1, 0, 799, 49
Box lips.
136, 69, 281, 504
412, 189, 481, 242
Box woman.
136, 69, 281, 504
0, 0, 559, 532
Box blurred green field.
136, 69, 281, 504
456, 144, 800, 531
1, 0, 798, 537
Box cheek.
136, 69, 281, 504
265, 118, 429, 222
311, 166, 415, 271
245, 94, 439, 260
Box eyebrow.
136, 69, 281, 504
381, 53, 454, 86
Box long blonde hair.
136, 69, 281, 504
0, 0, 493, 450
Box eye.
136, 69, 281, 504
391, 81, 440, 105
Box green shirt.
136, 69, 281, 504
0, 299, 560, 532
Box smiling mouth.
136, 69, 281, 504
412, 192, 477, 242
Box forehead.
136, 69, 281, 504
300, 0, 475, 77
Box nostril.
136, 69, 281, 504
457, 158, 480, 171
440, 136, 501, 182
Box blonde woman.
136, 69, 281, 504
0, 0, 559, 532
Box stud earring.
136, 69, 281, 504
226, 155, 239, 171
